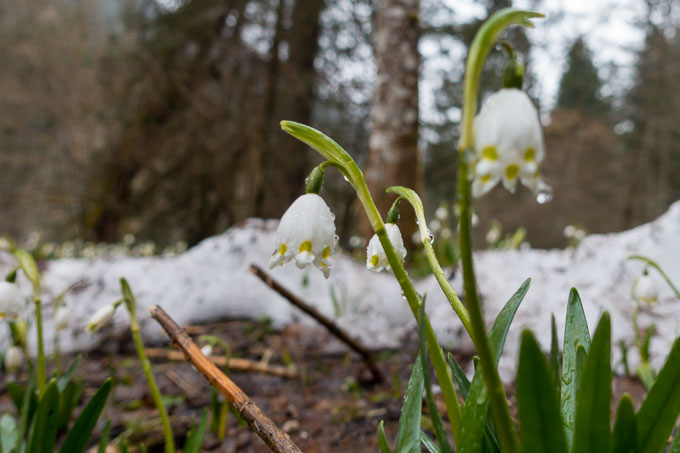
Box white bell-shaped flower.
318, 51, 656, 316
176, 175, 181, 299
55, 306, 69, 331
269, 193, 336, 278
366, 223, 407, 272
0, 281, 24, 321
86, 304, 117, 333
633, 274, 658, 304
473, 88, 545, 197
4, 345, 24, 373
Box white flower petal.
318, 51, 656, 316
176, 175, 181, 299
0, 281, 24, 321
633, 275, 658, 304
365, 223, 406, 273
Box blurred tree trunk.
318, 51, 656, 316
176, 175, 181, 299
361, 0, 421, 244
260, 0, 326, 218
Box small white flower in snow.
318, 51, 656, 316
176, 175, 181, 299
86, 304, 117, 333
473, 88, 545, 197
435, 207, 448, 220
366, 223, 407, 273
269, 193, 336, 278
4, 345, 23, 373
0, 281, 24, 321
563, 225, 576, 238
633, 274, 658, 304
55, 306, 69, 331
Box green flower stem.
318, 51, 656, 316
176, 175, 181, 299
386, 186, 473, 336
280, 121, 463, 447
122, 280, 175, 453
456, 9, 544, 453
627, 255, 680, 299
34, 296, 47, 393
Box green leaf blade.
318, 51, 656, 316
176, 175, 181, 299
572, 312, 611, 453
377, 420, 393, 453
28, 380, 60, 453
517, 330, 567, 453
395, 353, 424, 453
560, 288, 591, 448
59, 378, 113, 453
610, 394, 637, 453
636, 336, 680, 453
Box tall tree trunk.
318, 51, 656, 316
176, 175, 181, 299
260, 0, 326, 218
361, 0, 421, 244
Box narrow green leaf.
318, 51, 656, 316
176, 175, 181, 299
421, 431, 442, 453
97, 421, 112, 453
459, 279, 530, 453
572, 312, 611, 453
395, 353, 424, 453
57, 380, 84, 430
59, 378, 112, 453
636, 335, 680, 453
119, 439, 130, 453
6, 383, 26, 412
610, 394, 637, 453
448, 353, 471, 399
17, 377, 36, 438
56, 355, 81, 392
28, 379, 59, 453
377, 421, 393, 453
549, 314, 561, 396
560, 288, 591, 448
0, 414, 19, 453
183, 409, 209, 453
418, 302, 453, 453
517, 330, 568, 453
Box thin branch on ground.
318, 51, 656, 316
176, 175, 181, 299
149, 305, 303, 453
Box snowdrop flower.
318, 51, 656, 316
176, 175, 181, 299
55, 306, 69, 331
366, 223, 407, 272
4, 345, 23, 373
86, 303, 118, 333
0, 281, 24, 321
269, 193, 336, 278
472, 88, 545, 197
435, 207, 448, 220
633, 274, 658, 305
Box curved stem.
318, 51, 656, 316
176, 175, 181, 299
123, 282, 175, 453
386, 186, 473, 335
456, 8, 544, 453
627, 255, 680, 299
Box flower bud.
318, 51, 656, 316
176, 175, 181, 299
4, 345, 23, 373
0, 281, 24, 321
55, 306, 69, 331
633, 274, 658, 304
269, 194, 337, 278
472, 88, 546, 197
366, 223, 407, 273
86, 304, 117, 333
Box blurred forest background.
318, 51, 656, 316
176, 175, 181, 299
1, 0, 679, 252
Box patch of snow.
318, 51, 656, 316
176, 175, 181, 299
1, 202, 679, 382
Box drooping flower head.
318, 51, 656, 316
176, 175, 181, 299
472, 88, 546, 197
269, 193, 336, 278
4, 345, 24, 373
633, 273, 658, 305
0, 281, 24, 321
55, 305, 69, 331
86, 303, 118, 333
366, 223, 407, 273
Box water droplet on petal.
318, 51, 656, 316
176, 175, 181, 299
427, 229, 434, 242
536, 185, 553, 204
343, 175, 349, 182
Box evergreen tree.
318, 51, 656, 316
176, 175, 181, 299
556, 37, 609, 118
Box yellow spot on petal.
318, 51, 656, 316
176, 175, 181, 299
505, 164, 519, 180
524, 148, 536, 162
370, 255, 380, 267
481, 174, 491, 183
299, 241, 312, 253
279, 243, 287, 255
481, 146, 498, 160
322, 246, 331, 259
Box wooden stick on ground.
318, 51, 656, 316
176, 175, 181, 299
145, 348, 298, 379
149, 305, 303, 453
249, 264, 384, 383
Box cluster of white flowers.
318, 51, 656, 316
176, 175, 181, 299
0, 281, 24, 321
563, 225, 587, 242
472, 88, 547, 198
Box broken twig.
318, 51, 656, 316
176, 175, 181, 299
249, 264, 384, 383
149, 305, 303, 453
145, 348, 297, 379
